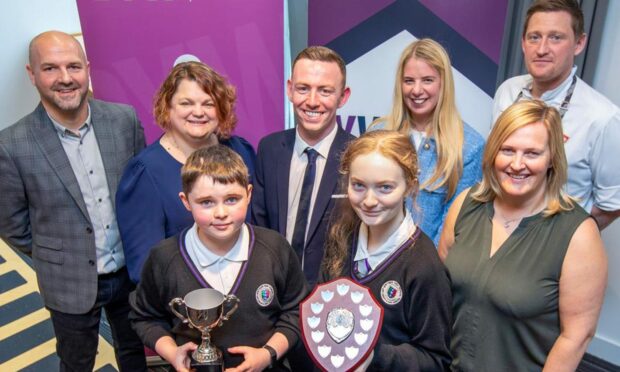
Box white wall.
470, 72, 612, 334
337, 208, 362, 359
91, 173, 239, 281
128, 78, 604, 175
587, 0, 620, 365
0, 0, 81, 129
340, 30, 493, 138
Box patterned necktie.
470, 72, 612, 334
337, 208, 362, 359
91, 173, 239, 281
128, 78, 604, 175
354, 258, 371, 278
291, 148, 319, 262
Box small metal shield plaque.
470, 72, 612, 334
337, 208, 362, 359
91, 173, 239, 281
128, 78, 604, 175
326, 308, 354, 343
300, 278, 383, 371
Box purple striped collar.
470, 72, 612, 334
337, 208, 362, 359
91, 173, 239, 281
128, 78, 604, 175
350, 227, 421, 284
178, 224, 256, 295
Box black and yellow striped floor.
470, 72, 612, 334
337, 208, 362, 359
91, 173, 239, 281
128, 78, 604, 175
2, 240, 617, 372
0, 240, 118, 371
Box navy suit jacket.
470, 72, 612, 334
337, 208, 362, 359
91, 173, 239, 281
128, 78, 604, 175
251, 126, 354, 285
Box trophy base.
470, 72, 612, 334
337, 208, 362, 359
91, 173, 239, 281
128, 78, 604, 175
189, 357, 224, 372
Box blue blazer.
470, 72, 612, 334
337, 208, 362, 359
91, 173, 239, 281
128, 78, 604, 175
251, 126, 354, 285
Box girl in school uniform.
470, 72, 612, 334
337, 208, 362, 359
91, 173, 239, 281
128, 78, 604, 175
320, 130, 452, 371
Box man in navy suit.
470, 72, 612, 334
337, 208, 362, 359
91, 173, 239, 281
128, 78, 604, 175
252, 46, 353, 286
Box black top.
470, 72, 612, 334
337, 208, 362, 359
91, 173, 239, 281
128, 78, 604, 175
129, 225, 309, 370
445, 191, 589, 371
321, 228, 452, 371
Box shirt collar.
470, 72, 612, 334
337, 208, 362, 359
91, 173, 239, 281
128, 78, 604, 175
187, 223, 249, 268
409, 128, 435, 150
353, 209, 416, 270
522, 66, 577, 103
49, 104, 92, 137
294, 123, 338, 159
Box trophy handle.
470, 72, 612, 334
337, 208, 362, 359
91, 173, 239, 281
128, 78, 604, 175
169, 297, 189, 324
219, 294, 239, 324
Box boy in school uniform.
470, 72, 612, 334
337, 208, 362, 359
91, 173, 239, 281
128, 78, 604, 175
130, 145, 309, 371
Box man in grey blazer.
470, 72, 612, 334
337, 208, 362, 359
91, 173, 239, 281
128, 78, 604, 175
0, 31, 146, 371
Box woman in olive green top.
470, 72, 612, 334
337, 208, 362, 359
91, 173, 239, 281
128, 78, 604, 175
438, 100, 607, 371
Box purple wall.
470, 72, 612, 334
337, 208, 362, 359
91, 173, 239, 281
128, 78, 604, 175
309, 0, 395, 46
309, 0, 507, 64
77, 0, 284, 146
419, 0, 508, 63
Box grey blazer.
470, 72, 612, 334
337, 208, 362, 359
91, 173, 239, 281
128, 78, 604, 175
0, 99, 145, 314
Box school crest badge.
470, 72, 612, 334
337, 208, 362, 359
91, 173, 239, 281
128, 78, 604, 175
255, 284, 274, 307
380, 280, 402, 305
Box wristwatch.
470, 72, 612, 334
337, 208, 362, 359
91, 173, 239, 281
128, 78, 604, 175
263, 344, 277, 368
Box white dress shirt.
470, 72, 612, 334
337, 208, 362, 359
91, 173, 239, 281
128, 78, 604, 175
285, 124, 338, 244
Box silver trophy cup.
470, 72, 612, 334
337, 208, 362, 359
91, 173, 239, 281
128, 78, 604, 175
170, 288, 239, 370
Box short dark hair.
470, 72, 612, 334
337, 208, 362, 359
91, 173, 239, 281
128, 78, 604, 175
523, 0, 584, 39
181, 145, 249, 195
153, 62, 237, 139
292, 46, 347, 86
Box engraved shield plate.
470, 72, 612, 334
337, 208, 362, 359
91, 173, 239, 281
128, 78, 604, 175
326, 308, 354, 343
300, 278, 383, 372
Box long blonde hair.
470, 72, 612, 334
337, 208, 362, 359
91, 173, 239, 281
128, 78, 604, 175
376, 38, 463, 199
322, 130, 418, 279
472, 100, 574, 215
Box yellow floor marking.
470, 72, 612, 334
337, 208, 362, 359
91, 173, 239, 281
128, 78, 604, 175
0, 308, 50, 342
0, 263, 11, 276
94, 335, 119, 370
0, 242, 38, 282
0, 284, 33, 307
0, 240, 119, 371
0, 338, 56, 371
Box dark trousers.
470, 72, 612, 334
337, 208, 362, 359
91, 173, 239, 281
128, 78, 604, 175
48, 267, 146, 372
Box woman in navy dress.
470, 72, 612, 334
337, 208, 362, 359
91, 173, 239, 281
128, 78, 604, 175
117, 61, 256, 283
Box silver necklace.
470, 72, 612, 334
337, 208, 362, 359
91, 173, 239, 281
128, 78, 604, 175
164, 133, 181, 152
495, 206, 544, 229
499, 216, 521, 229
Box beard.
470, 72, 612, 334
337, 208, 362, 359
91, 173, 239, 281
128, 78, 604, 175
42, 82, 89, 113
55, 85, 87, 111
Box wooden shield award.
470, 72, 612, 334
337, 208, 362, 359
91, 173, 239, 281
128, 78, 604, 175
300, 278, 383, 371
